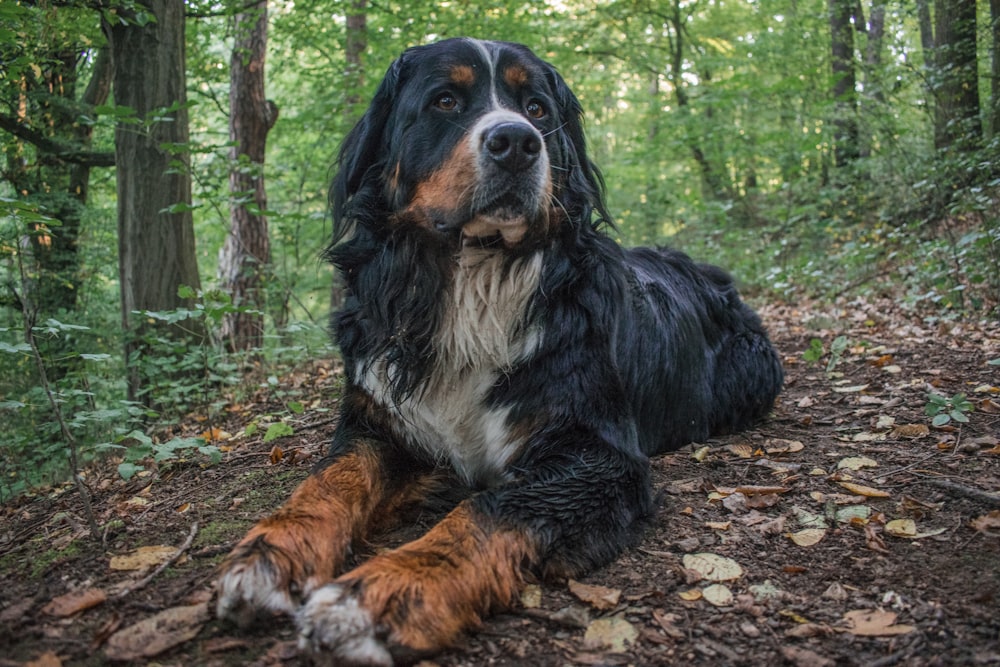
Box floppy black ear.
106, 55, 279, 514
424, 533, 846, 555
330, 56, 405, 242
546, 66, 612, 229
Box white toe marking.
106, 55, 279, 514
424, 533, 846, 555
297, 584, 392, 667
216, 559, 295, 625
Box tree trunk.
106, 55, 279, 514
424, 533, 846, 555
829, 0, 859, 167
990, 0, 1000, 137
331, 0, 367, 312
666, 0, 726, 200
219, 0, 277, 352
859, 0, 886, 157
932, 0, 981, 151
106, 0, 203, 404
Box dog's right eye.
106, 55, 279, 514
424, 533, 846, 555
433, 94, 459, 111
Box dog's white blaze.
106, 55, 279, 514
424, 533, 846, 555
360, 251, 543, 486
465, 37, 501, 109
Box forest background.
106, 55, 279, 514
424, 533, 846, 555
1, 0, 998, 508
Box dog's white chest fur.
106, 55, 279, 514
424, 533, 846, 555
360, 250, 543, 486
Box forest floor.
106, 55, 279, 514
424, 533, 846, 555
1, 298, 999, 667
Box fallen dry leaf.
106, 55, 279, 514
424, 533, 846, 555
652, 609, 685, 639
583, 615, 638, 651
787, 528, 826, 547
727, 443, 754, 458
843, 609, 915, 636
764, 438, 804, 454
104, 602, 210, 661
568, 579, 621, 611
702, 583, 734, 607
682, 553, 744, 581
837, 481, 890, 498
837, 456, 878, 471
891, 424, 930, 438
969, 510, 1000, 535
109, 545, 179, 572
833, 383, 869, 393
25, 651, 62, 667
520, 584, 542, 609
42, 588, 107, 617
782, 645, 835, 667
678, 588, 702, 601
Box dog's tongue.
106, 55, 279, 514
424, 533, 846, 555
462, 214, 528, 245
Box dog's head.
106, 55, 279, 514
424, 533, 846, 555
331, 38, 609, 249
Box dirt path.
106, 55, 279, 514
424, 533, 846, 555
2, 300, 998, 666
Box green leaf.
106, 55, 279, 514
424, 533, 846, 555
287, 401, 305, 414
263, 422, 294, 443
949, 410, 969, 423
118, 462, 144, 480
244, 422, 258, 437
802, 339, 823, 363
931, 413, 951, 427
0, 342, 31, 354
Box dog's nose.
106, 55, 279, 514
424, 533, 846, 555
483, 122, 542, 172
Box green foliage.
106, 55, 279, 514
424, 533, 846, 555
802, 335, 849, 372
103, 430, 221, 480
924, 393, 974, 427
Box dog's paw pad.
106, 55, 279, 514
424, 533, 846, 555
297, 584, 392, 667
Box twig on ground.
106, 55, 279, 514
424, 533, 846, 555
112, 522, 199, 601
880, 453, 939, 478
921, 478, 1000, 506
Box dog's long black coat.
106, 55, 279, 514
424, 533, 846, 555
217, 38, 783, 665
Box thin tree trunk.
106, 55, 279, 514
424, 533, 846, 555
829, 0, 859, 166
990, 0, 1000, 137
331, 0, 367, 312
219, 0, 277, 352
859, 0, 886, 157
106, 0, 203, 404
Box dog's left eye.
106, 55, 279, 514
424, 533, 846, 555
525, 100, 546, 119
434, 94, 459, 111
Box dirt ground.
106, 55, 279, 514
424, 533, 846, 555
2, 298, 999, 667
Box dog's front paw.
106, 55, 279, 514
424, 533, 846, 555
216, 539, 302, 628
297, 584, 393, 667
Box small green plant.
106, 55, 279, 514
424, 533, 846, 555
802, 335, 849, 372
924, 392, 974, 426
100, 430, 222, 480
802, 338, 824, 363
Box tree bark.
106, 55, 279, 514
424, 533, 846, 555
990, 0, 1000, 137
829, 0, 859, 167
106, 0, 203, 403
932, 0, 981, 151
331, 0, 367, 312
219, 0, 277, 352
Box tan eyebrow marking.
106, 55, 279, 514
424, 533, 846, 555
503, 65, 529, 88
450, 65, 475, 86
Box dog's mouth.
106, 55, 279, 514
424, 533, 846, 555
460, 210, 530, 247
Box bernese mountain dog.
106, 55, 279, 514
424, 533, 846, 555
216, 38, 783, 665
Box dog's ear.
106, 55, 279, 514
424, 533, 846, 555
545, 65, 613, 229
330, 56, 405, 241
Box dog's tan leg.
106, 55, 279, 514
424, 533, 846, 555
298, 502, 538, 666
216, 439, 403, 627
